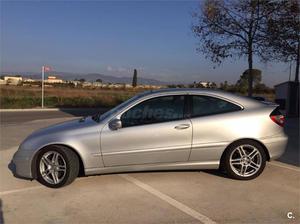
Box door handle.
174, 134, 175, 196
174, 124, 190, 130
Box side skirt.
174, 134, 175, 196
84, 161, 220, 176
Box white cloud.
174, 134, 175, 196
106, 65, 113, 72
106, 65, 145, 75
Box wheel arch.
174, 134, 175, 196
31, 144, 85, 179
220, 138, 270, 169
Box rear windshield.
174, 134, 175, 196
270, 107, 282, 116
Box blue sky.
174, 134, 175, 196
1, 0, 294, 86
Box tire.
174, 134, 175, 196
222, 140, 267, 180
36, 145, 79, 188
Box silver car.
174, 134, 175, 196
13, 89, 288, 188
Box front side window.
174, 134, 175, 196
121, 95, 185, 127
191, 95, 241, 117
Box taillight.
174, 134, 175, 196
270, 107, 285, 127
270, 115, 285, 127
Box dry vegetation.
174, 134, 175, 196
0, 86, 143, 109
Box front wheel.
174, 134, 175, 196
36, 146, 79, 188
223, 140, 267, 180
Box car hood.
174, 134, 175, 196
32, 117, 99, 137
19, 117, 102, 150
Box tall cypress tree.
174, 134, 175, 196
132, 69, 137, 87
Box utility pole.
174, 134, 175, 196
41, 65, 51, 108
42, 66, 45, 108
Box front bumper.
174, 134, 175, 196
261, 134, 288, 160
12, 149, 34, 179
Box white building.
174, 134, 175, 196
82, 82, 92, 87
92, 82, 103, 87
124, 84, 132, 88
45, 76, 63, 84
3, 76, 22, 85
23, 78, 36, 83
199, 81, 209, 87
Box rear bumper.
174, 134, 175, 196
260, 134, 288, 160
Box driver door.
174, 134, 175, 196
100, 95, 192, 166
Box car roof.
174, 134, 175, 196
137, 88, 265, 109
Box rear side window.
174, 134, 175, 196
191, 95, 241, 117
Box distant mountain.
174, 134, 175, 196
78, 73, 168, 85
2, 71, 169, 85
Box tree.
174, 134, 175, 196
168, 84, 177, 88
96, 79, 102, 83
253, 83, 273, 94
78, 78, 85, 83
263, 0, 300, 82
210, 82, 217, 88
236, 69, 262, 93
132, 69, 137, 87
192, 0, 275, 96
220, 80, 229, 90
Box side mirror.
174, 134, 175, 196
109, 119, 122, 130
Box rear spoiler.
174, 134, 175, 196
260, 101, 279, 106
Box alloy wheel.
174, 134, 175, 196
229, 144, 262, 177
39, 151, 67, 185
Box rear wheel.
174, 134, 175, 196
36, 145, 79, 188
223, 140, 266, 180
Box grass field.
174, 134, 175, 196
0, 85, 275, 109
0, 86, 142, 109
